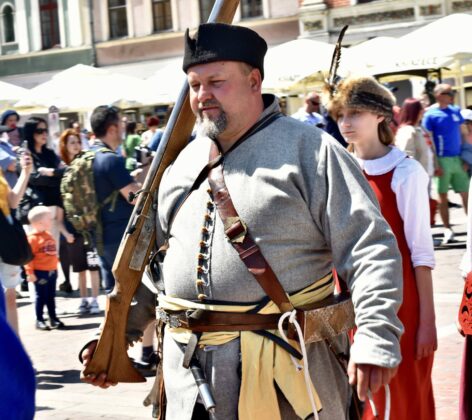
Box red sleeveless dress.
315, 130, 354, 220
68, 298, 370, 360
362, 167, 435, 420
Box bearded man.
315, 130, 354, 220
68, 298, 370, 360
81, 23, 403, 420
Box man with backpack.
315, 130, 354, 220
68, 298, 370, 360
62, 106, 140, 293
90, 106, 140, 292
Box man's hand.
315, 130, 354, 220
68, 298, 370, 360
434, 167, 443, 177
347, 360, 398, 401
416, 321, 437, 360
27, 274, 37, 283
80, 340, 118, 389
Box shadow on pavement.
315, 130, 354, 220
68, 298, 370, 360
433, 230, 466, 238
36, 406, 53, 412
16, 301, 32, 309
435, 242, 466, 251
36, 369, 82, 390
59, 322, 101, 331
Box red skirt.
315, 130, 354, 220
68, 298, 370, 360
362, 169, 435, 420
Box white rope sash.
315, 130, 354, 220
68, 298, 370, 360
278, 309, 391, 420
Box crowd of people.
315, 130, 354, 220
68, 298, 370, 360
0, 105, 166, 417
292, 82, 471, 247
1, 21, 472, 420
0, 110, 165, 331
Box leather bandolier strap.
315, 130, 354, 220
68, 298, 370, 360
159, 111, 352, 339
207, 141, 295, 314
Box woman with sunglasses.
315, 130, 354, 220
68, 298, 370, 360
23, 117, 73, 258
327, 76, 437, 420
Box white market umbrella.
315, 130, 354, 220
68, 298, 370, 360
54, 73, 151, 110
262, 39, 344, 92
356, 14, 472, 79
52, 63, 108, 80
15, 65, 152, 111
341, 37, 400, 75
146, 58, 186, 104
0, 80, 28, 107
398, 13, 472, 61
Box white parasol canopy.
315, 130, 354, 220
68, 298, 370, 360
262, 38, 344, 92
15, 64, 155, 111
341, 37, 400, 75
145, 58, 187, 104
0, 80, 28, 108
350, 14, 472, 79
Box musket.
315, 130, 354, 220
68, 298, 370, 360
83, 0, 240, 383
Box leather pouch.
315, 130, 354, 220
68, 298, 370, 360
297, 291, 355, 343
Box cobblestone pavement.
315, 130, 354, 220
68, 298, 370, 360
13, 195, 469, 419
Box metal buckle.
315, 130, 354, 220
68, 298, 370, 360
169, 315, 182, 328
224, 217, 247, 244
157, 308, 169, 323
157, 308, 182, 328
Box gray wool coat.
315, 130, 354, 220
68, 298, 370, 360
127, 94, 404, 420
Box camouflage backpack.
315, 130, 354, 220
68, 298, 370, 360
60, 148, 118, 255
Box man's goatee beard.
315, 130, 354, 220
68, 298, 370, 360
196, 112, 228, 140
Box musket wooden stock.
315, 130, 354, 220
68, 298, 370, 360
83, 0, 240, 383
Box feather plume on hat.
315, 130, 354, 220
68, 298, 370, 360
323, 26, 396, 121
325, 25, 348, 99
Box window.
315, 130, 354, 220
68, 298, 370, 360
241, 0, 263, 19
109, 0, 128, 39
199, 0, 215, 23
152, 0, 172, 32
2, 5, 15, 43
39, 0, 60, 49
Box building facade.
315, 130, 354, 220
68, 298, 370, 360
0, 0, 93, 79
300, 0, 472, 44
0, 0, 300, 83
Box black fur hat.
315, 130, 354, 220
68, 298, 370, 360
182, 23, 268, 79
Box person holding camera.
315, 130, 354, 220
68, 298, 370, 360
0, 125, 33, 336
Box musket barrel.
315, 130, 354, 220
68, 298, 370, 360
83, 0, 240, 383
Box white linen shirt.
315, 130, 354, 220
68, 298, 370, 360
356, 146, 435, 269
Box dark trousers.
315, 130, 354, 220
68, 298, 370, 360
59, 236, 71, 284
34, 270, 58, 322
98, 241, 119, 294
191, 403, 210, 420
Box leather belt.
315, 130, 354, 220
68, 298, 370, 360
158, 286, 355, 343
157, 307, 283, 332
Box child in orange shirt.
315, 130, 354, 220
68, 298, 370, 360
25, 206, 64, 331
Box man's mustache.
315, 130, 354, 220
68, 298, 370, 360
198, 100, 222, 114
